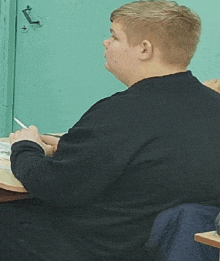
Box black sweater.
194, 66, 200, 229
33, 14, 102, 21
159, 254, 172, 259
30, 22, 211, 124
9, 71, 220, 260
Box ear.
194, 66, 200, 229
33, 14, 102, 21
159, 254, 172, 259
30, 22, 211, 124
138, 40, 153, 61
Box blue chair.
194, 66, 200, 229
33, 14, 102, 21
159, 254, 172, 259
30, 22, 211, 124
147, 204, 220, 260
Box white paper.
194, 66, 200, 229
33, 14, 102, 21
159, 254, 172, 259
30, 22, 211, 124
0, 141, 11, 159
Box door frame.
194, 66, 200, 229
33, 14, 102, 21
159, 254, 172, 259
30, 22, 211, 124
0, 0, 17, 137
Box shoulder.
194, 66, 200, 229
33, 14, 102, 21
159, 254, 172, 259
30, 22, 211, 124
71, 89, 137, 127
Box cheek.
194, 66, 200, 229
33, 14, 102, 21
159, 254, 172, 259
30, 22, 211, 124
108, 48, 129, 65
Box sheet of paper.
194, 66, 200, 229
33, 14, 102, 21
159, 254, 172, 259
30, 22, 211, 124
0, 141, 11, 159
0, 141, 11, 171
0, 141, 27, 192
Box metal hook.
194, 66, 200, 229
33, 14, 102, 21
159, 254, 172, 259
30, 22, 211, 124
22, 5, 40, 25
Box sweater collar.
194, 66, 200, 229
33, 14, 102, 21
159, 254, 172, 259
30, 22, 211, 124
130, 70, 195, 88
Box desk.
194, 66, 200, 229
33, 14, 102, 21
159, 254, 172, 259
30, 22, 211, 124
0, 137, 29, 202
0, 188, 29, 203
194, 231, 220, 261
0, 134, 63, 203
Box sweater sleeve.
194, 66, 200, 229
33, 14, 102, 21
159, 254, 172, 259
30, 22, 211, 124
10, 95, 128, 207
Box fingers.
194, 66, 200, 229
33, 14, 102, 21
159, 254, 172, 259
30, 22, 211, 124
40, 135, 60, 146
9, 126, 58, 156
10, 125, 38, 136
9, 125, 41, 146
41, 143, 55, 157
28, 125, 38, 131
9, 132, 14, 143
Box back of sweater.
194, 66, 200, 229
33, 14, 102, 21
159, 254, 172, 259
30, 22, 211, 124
11, 71, 220, 260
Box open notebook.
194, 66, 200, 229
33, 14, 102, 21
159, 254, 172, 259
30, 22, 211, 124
0, 140, 27, 192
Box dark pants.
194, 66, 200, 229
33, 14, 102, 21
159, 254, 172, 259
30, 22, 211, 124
1, 201, 220, 261
147, 204, 220, 261
1, 199, 94, 261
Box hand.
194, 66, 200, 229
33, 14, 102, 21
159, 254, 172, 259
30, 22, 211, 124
9, 125, 55, 156
203, 79, 220, 93
40, 135, 60, 153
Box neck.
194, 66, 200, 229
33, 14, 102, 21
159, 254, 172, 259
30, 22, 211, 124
126, 63, 187, 87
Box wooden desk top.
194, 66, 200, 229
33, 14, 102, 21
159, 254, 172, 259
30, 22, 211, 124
194, 231, 220, 249
0, 188, 29, 203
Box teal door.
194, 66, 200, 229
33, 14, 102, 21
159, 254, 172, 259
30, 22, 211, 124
13, 0, 128, 134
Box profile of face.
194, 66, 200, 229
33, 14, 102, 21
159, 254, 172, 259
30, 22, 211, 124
103, 19, 189, 86
103, 21, 139, 86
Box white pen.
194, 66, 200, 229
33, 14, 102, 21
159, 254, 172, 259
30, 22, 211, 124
14, 118, 28, 129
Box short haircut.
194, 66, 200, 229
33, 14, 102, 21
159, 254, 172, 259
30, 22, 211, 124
110, 0, 201, 67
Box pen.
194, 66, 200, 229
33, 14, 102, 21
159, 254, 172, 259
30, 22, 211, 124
14, 118, 28, 129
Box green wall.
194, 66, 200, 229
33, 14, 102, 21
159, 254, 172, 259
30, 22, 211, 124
178, 0, 220, 80
0, 0, 219, 137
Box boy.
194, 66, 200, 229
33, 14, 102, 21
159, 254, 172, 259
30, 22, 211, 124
5, 1, 220, 260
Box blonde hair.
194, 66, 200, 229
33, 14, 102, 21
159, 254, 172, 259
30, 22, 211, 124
110, 0, 201, 67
